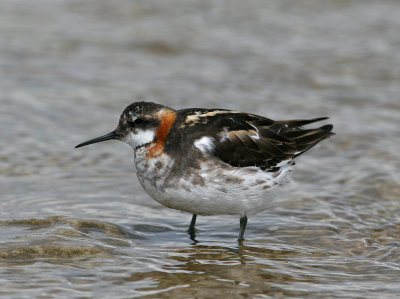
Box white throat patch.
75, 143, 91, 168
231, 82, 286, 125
124, 130, 155, 149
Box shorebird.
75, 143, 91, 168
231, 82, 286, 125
76, 102, 334, 243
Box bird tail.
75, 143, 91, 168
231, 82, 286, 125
279, 118, 334, 158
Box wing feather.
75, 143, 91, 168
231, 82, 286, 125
173, 109, 334, 172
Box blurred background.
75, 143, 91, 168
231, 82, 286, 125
1, 0, 399, 297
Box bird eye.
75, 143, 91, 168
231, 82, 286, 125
128, 117, 146, 126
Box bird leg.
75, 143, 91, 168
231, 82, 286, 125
238, 215, 248, 243
188, 214, 197, 241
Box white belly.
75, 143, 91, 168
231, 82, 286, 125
134, 149, 293, 216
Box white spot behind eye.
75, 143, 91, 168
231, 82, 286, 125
194, 136, 215, 153
129, 116, 138, 123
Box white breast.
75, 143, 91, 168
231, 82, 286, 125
134, 147, 175, 189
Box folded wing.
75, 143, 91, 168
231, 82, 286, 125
209, 114, 334, 171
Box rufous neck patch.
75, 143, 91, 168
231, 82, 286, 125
146, 109, 177, 157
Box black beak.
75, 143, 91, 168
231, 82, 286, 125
75, 130, 118, 148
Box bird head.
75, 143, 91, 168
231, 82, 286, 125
75, 102, 175, 151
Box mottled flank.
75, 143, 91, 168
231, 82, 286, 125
191, 175, 206, 187
224, 176, 244, 184
155, 161, 164, 170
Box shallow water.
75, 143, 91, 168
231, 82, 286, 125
1, 0, 400, 297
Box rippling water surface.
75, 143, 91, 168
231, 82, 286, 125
1, 0, 400, 297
